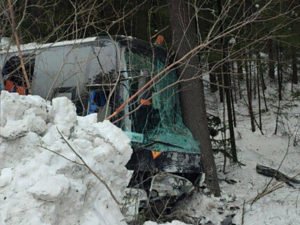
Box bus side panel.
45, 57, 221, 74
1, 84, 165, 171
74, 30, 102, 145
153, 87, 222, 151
85, 40, 119, 83
33, 45, 91, 100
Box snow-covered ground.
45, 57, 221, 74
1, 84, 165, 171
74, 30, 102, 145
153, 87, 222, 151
0, 87, 299, 225
174, 87, 300, 225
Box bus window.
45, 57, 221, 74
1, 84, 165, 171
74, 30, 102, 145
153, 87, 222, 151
2, 54, 35, 95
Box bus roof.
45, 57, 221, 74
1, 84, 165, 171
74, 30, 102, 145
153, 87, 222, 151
0, 37, 98, 54
0, 35, 169, 63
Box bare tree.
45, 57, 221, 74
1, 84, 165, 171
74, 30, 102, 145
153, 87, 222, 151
168, 0, 221, 196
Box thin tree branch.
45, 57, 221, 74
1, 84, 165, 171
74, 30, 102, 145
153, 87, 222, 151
56, 127, 121, 205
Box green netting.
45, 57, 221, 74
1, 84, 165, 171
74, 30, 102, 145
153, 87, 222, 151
125, 50, 200, 154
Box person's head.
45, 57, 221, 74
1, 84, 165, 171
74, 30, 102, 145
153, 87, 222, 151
155, 35, 165, 45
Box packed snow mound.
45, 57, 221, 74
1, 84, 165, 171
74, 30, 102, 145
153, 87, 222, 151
0, 91, 132, 225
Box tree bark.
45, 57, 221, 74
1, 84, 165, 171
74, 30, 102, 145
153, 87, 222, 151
223, 60, 237, 161
237, 59, 243, 99
268, 39, 275, 80
277, 43, 282, 101
169, 0, 220, 196
218, 0, 237, 162
245, 51, 256, 132
291, 47, 298, 85
256, 51, 262, 131
209, 63, 218, 93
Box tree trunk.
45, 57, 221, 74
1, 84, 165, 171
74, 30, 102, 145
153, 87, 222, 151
218, 0, 237, 162
237, 59, 243, 99
169, 0, 220, 196
224, 61, 237, 161
209, 63, 218, 93
218, 71, 225, 102
268, 39, 275, 80
291, 47, 298, 85
231, 89, 237, 127
245, 51, 256, 132
256, 51, 262, 131
231, 61, 238, 104
257, 52, 268, 112
277, 43, 282, 101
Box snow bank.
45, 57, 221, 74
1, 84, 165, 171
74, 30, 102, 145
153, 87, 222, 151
0, 91, 132, 225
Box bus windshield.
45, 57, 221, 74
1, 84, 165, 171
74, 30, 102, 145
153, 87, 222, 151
124, 49, 199, 154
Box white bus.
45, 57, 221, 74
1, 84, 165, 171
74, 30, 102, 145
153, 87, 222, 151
0, 36, 202, 209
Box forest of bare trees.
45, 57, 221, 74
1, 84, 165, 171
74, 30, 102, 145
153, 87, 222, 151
0, 1, 299, 221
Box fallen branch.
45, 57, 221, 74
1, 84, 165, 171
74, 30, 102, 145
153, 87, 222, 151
250, 164, 300, 204
39, 145, 84, 166
256, 164, 300, 187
